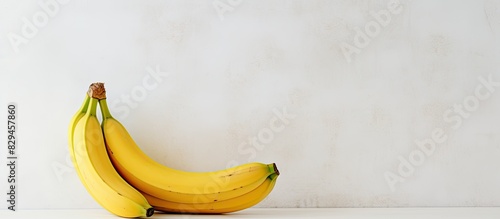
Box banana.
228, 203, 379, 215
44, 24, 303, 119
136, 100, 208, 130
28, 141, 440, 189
97, 84, 279, 213
68, 95, 89, 176
142, 173, 279, 214
69, 83, 154, 218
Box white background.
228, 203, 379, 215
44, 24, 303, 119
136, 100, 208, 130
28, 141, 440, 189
1, 0, 500, 210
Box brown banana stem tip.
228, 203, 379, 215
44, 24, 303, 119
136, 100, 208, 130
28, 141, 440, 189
88, 82, 106, 99
273, 163, 280, 176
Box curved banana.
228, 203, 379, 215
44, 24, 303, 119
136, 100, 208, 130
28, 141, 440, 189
68, 95, 89, 176
109, 152, 275, 203
142, 173, 278, 214
97, 85, 279, 212
70, 83, 154, 218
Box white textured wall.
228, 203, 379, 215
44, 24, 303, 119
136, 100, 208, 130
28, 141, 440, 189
1, 0, 500, 209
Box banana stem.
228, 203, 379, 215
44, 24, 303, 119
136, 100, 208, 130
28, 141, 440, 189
78, 95, 91, 114
87, 98, 99, 116
99, 99, 113, 119
87, 82, 106, 99
86, 82, 112, 119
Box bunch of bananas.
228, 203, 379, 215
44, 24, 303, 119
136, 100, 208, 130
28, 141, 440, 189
68, 83, 279, 218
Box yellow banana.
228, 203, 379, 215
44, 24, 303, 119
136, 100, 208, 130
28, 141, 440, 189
142, 173, 278, 214
109, 152, 275, 203
70, 83, 154, 218
97, 84, 279, 213
68, 94, 89, 177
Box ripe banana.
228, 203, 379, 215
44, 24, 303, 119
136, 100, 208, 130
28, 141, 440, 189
142, 173, 279, 213
68, 94, 89, 175
97, 85, 280, 213
69, 83, 154, 218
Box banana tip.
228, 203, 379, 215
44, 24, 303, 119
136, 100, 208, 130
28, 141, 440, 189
272, 163, 280, 176
146, 207, 154, 217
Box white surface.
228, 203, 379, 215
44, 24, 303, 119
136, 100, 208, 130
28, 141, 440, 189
1, 208, 500, 219
1, 0, 500, 209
